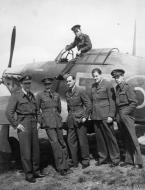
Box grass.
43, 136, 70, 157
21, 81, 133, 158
0, 126, 145, 190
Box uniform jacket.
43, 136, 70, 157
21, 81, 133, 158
66, 86, 92, 128
66, 33, 92, 53
6, 88, 38, 129
115, 82, 137, 117
36, 90, 62, 129
91, 79, 116, 120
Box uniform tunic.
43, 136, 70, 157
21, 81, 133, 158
66, 86, 92, 165
6, 89, 40, 178
36, 90, 69, 171
66, 33, 92, 54
59, 33, 92, 77
91, 79, 120, 164
115, 82, 143, 165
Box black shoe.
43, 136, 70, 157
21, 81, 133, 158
69, 163, 78, 168
134, 164, 143, 169
82, 163, 90, 169
68, 162, 75, 168
65, 169, 73, 174
73, 164, 79, 168
110, 162, 119, 167
119, 162, 130, 167
95, 161, 107, 166
33, 173, 45, 178
25, 177, 36, 183
59, 169, 67, 176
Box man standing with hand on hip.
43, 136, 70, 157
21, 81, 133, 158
6, 75, 44, 183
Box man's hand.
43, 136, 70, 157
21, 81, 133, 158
17, 124, 25, 132
81, 117, 87, 123
76, 50, 81, 56
37, 122, 41, 130
107, 117, 113, 124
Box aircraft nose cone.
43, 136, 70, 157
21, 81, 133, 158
0, 84, 10, 124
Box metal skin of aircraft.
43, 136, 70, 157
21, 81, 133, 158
1, 27, 145, 164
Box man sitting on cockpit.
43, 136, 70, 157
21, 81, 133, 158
57, 25, 92, 79
65, 24, 92, 56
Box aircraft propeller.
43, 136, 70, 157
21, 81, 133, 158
8, 26, 16, 68
0, 26, 16, 85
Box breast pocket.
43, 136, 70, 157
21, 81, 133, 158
66, 94, 81, 106
119, 92, 129, 104
97, 89, 108, 99
19, 99, 29, 110
41, 97, 52, 107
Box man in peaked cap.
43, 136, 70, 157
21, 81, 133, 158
56, 25, 92, 80
71, 24, 81, 32
36, 76, 72, 176
20, 74, 32, 82
6, 74, 44, 183
111, 69, 125, 79
41, 76, 54, 84
111, 69, 143, 169
65, 24, 92, 56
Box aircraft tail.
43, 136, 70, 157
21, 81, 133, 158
132, 20, 136, 56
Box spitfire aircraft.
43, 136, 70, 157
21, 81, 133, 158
1, 26, 145, 163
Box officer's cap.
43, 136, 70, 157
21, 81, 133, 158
111, 69, 125, 78
41, 77, 54, 84
71, 25, 81, 32
20, 75, 32, 83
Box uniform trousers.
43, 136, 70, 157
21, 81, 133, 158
94, 120, 120, 164
67, 123, 90, 165
60, 56, 79, 76
17, 115, 40, 178
45, 128, 69, 171
117, 112, 143, 165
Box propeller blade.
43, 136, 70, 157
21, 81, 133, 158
8, 26, 16, 68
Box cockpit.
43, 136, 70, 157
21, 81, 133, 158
55, 48, 119, 65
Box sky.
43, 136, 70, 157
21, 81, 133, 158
0, 0, 145, 72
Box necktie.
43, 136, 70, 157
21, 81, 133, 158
49, 90, 53, 99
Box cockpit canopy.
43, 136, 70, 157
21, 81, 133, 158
56, 48, 119, 65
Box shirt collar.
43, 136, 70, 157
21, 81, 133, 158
44, 89, 52, 93
22, 87, 27, 95
71, 84, 76, 92
119, 82, 125, 89
94, 78, 103, 87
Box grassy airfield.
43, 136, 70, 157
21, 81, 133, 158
0, 125, 145, 190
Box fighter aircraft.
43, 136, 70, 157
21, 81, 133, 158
1, 26, 145, 162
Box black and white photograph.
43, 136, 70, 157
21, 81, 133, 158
0, 0, 145, 189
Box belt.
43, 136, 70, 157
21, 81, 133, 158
117, 104, 129, 109
17, 113, 36, 116
69, 106, 83, 112
42, 108, 57, 112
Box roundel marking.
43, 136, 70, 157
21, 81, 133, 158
126, 75, 145, 122
134, 87, 145, 109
